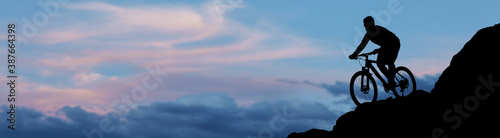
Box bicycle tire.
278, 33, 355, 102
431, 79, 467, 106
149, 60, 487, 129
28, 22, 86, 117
350, 71, 378, 106
393, 66, 417, 97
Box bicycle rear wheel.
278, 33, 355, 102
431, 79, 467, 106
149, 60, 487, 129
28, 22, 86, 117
350, 71, 378, 106
393, 67, 417, 97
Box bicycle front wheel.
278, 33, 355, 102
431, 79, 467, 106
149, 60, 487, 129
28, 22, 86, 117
393, 66, 417, 97
350, 71, 378, 106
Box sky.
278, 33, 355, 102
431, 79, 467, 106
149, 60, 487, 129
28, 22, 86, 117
0, 0, 499, 137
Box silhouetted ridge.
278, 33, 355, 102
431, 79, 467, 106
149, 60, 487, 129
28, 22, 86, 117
288, 23, 500, 138
432, 23, 500, 100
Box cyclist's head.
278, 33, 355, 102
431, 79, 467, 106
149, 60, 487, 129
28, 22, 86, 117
363, 16, 376, 33
363, 16, 375, 26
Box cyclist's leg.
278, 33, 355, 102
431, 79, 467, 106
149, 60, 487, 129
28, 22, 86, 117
386, 45, 399, 87
376, 54, 392, 85
377, 48, 397, 87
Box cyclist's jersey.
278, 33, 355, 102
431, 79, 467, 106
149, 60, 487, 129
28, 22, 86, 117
365, 25, 400, 49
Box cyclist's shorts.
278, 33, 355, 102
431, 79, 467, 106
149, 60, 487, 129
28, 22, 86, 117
377, 44, 400, 64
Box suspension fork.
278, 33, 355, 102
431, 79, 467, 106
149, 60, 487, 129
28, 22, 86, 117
360, 67, 370, 91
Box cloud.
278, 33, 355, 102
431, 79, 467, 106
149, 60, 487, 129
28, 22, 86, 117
0, 92, 342, 138
72, 73, 104, 85
36, 2, 213, 44
303, 80, 350, 96
27, 1, 324, 76
176, 92, 238, 109
16, 72, 144, 116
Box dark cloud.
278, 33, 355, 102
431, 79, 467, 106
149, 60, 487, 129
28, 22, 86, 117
0, 106, 87, 138
0, 93, 341, 138
303, 80, 350, 96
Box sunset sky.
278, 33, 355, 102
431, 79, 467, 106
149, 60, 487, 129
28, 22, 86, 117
1, 0, 499, 137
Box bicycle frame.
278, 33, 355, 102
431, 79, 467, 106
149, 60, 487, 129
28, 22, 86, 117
359, 56, 389, 88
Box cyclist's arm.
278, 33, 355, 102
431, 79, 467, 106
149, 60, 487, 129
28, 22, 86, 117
352, 35, 369, 55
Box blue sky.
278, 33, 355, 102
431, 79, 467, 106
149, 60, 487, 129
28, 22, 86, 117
0, 0, 499, 137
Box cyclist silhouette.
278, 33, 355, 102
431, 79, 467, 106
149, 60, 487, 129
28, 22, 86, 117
349, 16, 400, 88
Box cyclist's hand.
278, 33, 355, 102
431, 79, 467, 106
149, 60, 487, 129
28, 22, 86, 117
349, 54, 357, 60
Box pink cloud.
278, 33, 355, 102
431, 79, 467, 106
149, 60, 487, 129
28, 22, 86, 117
33, 2, 221, 45
15, 73, 143, 116
31, 7, 322, 73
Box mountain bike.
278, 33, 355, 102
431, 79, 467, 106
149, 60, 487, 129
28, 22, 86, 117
349, 50, 416, 106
